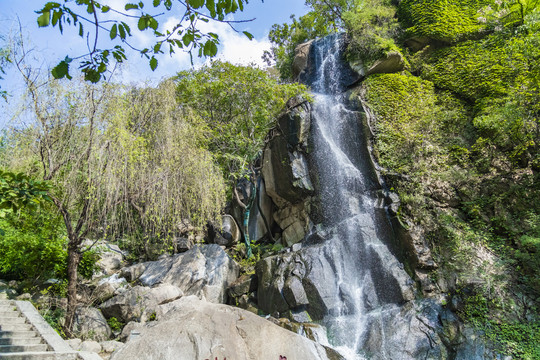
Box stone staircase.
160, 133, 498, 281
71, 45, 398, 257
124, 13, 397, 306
0, 300, 100, 360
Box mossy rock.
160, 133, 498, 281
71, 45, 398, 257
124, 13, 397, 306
398, 0, 492, 46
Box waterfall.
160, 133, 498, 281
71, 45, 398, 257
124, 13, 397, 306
305, 34, 415, 359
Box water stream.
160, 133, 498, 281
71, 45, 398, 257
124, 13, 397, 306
306, 34, 414, 359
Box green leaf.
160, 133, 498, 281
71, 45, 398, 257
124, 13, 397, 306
183, 33, 194, 46
102, 6, 110, 13
37, 11, 51, 27
121, 22, 132, 35
154, 42, 162, 53
51, 10, 61, 26
153, 0, 161, 6
79, 22, 84, 37
83, 68, 100, 83
243, 31, 253, 40
148, 17, 159, 30
206, 0, 216, 15
110, 24, 118, 40
98, 62, 106, 73
125, 3, 139, 10
150, 56, 158, 71
188, 0, 205, 9
138, 16, 147, 30
119, 23, 126, 39
203, 40, 218, 56
51, 58, 72, 80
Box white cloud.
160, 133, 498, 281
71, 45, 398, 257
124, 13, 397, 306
115, 13, 271, 83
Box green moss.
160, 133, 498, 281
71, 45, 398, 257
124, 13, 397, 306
363, 73, 466, 176
411, 34, 527, 102
398, 0, 493, 42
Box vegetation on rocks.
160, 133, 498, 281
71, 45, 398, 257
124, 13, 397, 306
344, 1, 540, 358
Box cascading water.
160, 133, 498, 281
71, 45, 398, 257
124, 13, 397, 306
304, 34, 419, 359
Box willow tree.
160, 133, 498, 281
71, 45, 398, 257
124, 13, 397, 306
11, 49, 224, 331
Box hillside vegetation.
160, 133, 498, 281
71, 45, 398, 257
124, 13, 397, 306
267, 0, 540, 358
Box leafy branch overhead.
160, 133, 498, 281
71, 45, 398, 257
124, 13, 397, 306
36, 0, 255, 83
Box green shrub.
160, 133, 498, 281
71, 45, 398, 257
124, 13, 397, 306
107, 316, 124, 332
344, 0, 402, 67
0, 206, 66, 282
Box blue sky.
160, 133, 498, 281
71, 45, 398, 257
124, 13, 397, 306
0, 0, 309, 127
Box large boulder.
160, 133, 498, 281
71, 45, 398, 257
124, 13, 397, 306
73, 306, 111, 341
262, 97, 314, 209
118, 245, 239, 304
99, 285, 183, 323
110, 296, 344, 360
159, 244, 239, 303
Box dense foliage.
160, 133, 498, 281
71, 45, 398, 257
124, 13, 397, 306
175, 61, 307, 182
346, 0, 540, 357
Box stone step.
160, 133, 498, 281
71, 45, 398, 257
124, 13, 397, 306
0, 344, 49, 353
0, 317, 26, 325
0, 324, 32, 332
0, 352, 79, 360
0, 312, 21, 318
0, 307, 17, 313
0, 337, 43, 346
0, 331, 38, 339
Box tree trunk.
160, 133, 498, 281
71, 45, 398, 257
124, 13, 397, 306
64, 239, 81, 336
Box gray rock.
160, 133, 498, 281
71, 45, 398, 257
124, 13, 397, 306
16, 293, 32, 301
227, 274, 257, 298
278, 97, 311, 148
138, 257, 174, 287
159, 244, 239, 304
73, 306, 112, 341
110, 296, 343, 360
100, 340, 124, 353
94, 275, 127, 303
120, 263, 147, 283
118, 245, 238, 304
366, 51, 405, 75
262, 134, 314, 207
80, 340, 102, 353
97, 243, 125, 275
118, 321, 144, 342
100, 285, 183, 323
292, 40, 313, 80
283, 276, 309, 308
173, 236, 193, 253
209, 214, 241, 247
257, 216, 416, 320
66, 338, 82, 350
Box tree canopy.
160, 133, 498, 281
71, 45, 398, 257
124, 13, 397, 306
36, 0, 256, 82
175, 60, 307, 181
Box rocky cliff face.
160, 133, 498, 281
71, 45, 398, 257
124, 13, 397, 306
227, 34, 503, 359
